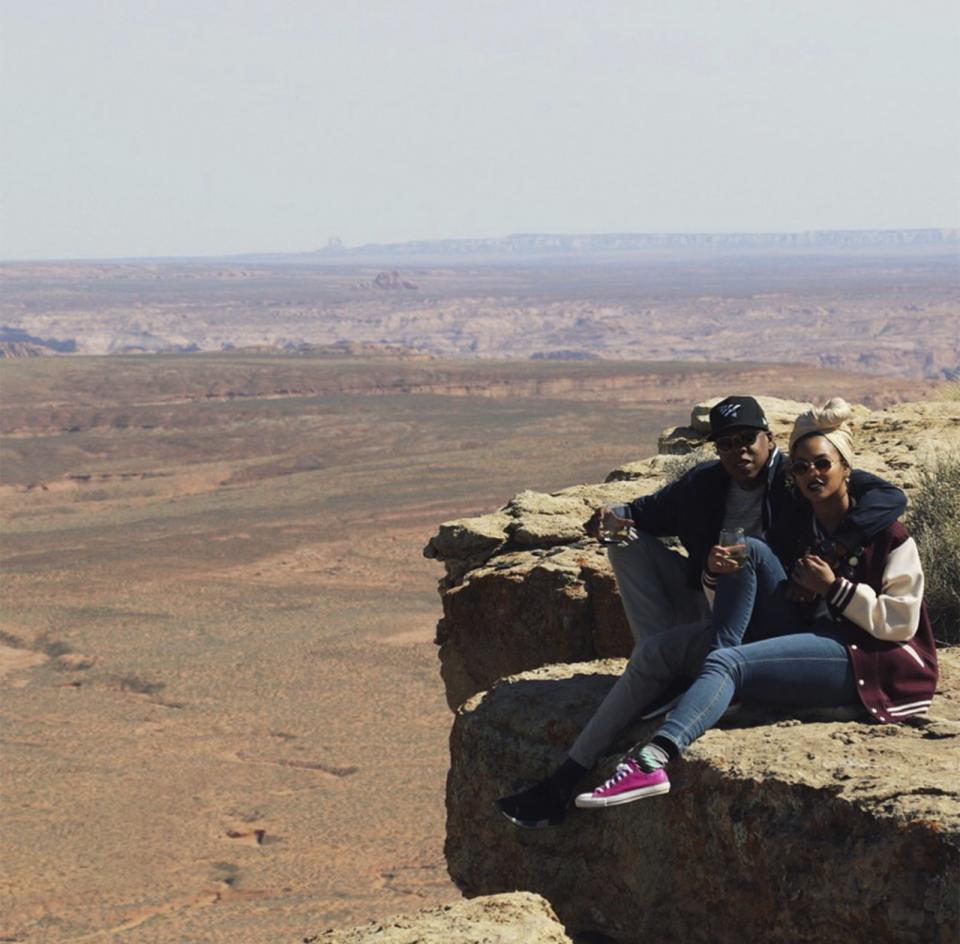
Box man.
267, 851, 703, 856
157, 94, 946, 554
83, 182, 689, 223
497, 395, 906, 828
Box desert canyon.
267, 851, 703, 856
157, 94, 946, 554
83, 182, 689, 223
1, 236, 958, 941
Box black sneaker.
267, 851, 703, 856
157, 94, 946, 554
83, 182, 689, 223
495, 778, 569, 829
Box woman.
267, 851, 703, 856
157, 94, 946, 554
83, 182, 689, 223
575, 398, 938, 808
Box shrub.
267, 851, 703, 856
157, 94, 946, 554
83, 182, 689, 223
908, 453, 960, 646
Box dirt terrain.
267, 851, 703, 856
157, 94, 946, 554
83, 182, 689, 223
0, 351, 953, 941
2, 248, 958, 378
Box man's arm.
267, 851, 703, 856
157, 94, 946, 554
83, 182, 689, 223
588, 470, 692, 540
835, 470, 907, 551
623, 468, 699, 537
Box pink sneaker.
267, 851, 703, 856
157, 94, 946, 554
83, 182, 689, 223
574, 759, 670, 808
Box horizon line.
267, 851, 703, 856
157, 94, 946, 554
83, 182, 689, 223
3, 225, 958, 266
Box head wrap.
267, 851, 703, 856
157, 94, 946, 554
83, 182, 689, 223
789, 398, 855, 467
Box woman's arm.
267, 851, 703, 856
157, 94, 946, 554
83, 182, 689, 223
826, 537, 924, 642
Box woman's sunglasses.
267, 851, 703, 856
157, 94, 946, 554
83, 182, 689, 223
791, 457, 835, 476
715, 429, 762, 452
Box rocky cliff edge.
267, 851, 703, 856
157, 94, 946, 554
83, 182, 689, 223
427, 395, 960, 943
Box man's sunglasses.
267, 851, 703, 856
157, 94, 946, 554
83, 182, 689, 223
790, 457, 835, 476
715, 429, 762, 452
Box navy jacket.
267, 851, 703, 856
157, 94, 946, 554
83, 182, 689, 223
623, 449, 907, 590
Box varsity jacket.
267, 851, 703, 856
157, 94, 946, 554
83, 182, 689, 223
769, 513, 938, 722
618, 449, 907, 591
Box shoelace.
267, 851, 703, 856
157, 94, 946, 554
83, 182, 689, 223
598, 760, 638, 791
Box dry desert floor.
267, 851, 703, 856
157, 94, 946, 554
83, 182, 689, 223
0, 352, 942, 941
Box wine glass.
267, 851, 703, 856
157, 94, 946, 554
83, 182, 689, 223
598, 507, 637, 546
719, 527, 747, 569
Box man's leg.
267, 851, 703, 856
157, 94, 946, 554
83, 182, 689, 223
497, 618, 713, 827
608, 532, 710, 642
567, 619, 714, 768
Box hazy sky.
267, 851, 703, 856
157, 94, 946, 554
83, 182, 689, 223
2, 0, 959, 259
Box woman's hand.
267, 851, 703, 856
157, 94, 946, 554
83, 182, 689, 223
707, 544, 741, 575
791, 554, 836, 595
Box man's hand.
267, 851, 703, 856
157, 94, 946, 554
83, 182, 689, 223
586, 505, 632, 541
791, 554, 836, 595
707, 544, 743, 575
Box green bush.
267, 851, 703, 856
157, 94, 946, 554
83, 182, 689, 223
908, 453, 960, 646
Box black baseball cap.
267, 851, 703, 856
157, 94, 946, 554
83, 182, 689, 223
707, 396, 770, 440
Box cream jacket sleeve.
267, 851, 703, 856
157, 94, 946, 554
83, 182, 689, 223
827, 538, 924, 642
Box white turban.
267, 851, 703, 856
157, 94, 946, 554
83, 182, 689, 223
789, 398, 855, 467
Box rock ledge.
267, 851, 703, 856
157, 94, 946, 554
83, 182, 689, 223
309, 891, 573, 943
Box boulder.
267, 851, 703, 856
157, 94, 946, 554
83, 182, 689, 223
309, 892, 573, 943
423, 512, 512, 583
435, 543, 634, 709
446, 653, 960, 944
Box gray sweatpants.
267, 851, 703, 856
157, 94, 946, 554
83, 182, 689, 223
608, 531, 710, 642
568, 619, 714, 768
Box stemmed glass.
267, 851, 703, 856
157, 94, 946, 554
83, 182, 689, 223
597, 508, 637, 546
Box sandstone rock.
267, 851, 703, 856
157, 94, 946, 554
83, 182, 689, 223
505, 490, 595, 548
310, 892, 573, 943
432, 396, 960, 942
436, 544, 634, 709
423, 512, 512, 581
446, 652, 960, 944
604, 452, 687, 482
425, 512, 512, 560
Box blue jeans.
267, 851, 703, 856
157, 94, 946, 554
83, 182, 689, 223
655, 537, 860, 752
655, 628, 859, 752
709, 537, 809, 649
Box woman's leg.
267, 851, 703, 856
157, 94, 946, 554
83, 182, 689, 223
575, 630, 859, 809
655, 630, 858, 754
